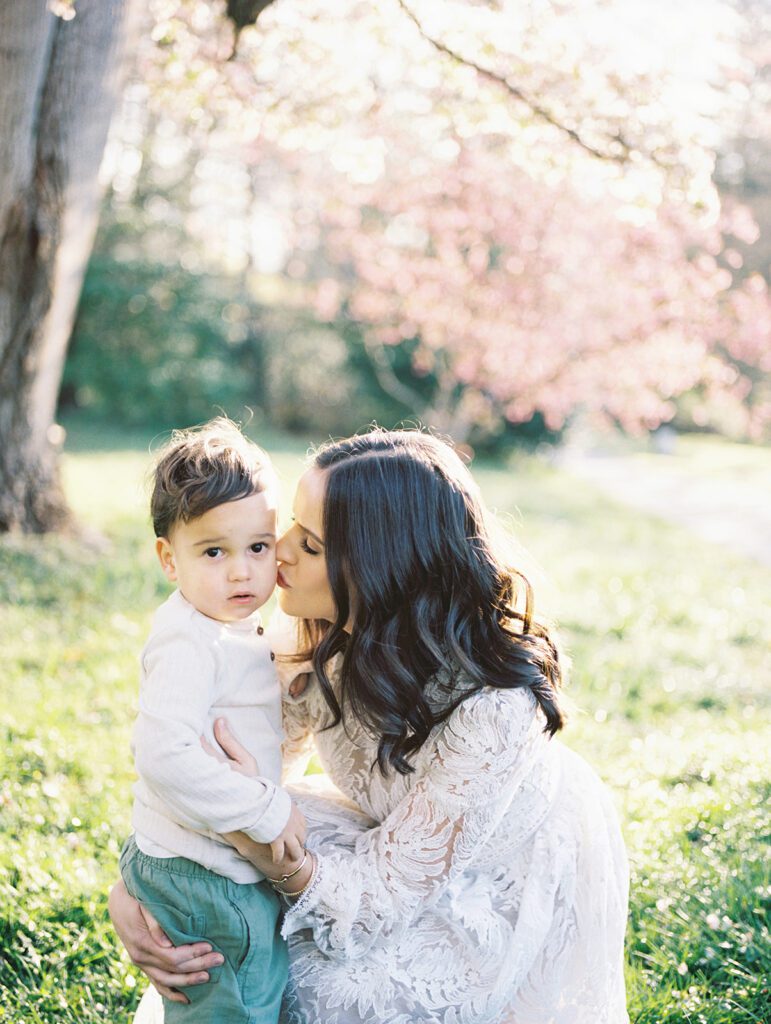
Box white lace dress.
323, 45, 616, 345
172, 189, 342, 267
134, 667, 629, 1024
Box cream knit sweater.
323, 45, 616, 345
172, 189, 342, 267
131, 590, 290, 884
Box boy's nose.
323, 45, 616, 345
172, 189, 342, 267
229, 558, 250, 580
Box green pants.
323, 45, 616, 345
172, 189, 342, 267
120, 835, 287, 1024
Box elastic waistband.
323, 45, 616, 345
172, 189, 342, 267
122, 834, 232, 883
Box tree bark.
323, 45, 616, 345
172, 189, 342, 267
0, 0, 134, 532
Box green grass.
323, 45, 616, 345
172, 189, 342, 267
1, 423, 769, 1022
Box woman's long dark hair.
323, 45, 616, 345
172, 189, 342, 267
302, 429, 564, 775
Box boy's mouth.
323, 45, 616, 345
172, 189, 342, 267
229, 592, 255, 603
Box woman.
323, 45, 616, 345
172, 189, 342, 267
110, 429, 629, 1023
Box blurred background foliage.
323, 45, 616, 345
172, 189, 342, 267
58, 0, 771, 450
61, 215, 411, 440
62, 208, 559, 450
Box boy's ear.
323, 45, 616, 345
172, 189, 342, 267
156, 537, 177, 581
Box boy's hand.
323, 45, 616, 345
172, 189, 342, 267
269, 801, 307, 865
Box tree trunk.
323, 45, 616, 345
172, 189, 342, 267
0, 0, 135, 532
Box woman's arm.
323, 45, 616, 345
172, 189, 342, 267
218, 688, 545, 961
287, 688, 544, 960
221, 829, 317, 895
108, 881, 225, 1003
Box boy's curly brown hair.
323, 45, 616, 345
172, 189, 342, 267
150, 417, 275, 538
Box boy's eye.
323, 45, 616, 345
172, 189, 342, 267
300, 537, 320, 556
251, 542, 267, 553
204, 547, 222, 558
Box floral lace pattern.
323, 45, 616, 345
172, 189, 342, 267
134, 661, 629, 1024
278, 667, 629, 1024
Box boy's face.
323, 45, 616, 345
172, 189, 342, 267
156, 491, 277, 623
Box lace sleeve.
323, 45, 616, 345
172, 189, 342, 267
283, 687, 542, 959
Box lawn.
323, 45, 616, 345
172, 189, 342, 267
1, 422, 769, 1023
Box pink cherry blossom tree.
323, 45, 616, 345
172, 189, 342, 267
120, 0, 769, 442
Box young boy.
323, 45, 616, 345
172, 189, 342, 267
119, 418, 304, 1024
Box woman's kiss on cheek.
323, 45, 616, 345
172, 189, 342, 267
275, 468, 336, 624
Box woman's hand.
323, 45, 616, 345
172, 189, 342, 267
269, 800, 307, 864
288, 672, 310, 699
108, 880, 224, 1004
199, 718, 258, 777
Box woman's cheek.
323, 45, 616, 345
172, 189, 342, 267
276, 588, 295, 614
310, 564, 335, 619
276, 561, 336, 621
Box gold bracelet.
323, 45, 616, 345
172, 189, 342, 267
267, 850, 307, 885
277, 853, 317, 899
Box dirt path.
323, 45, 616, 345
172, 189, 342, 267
556, 443, 771, 567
